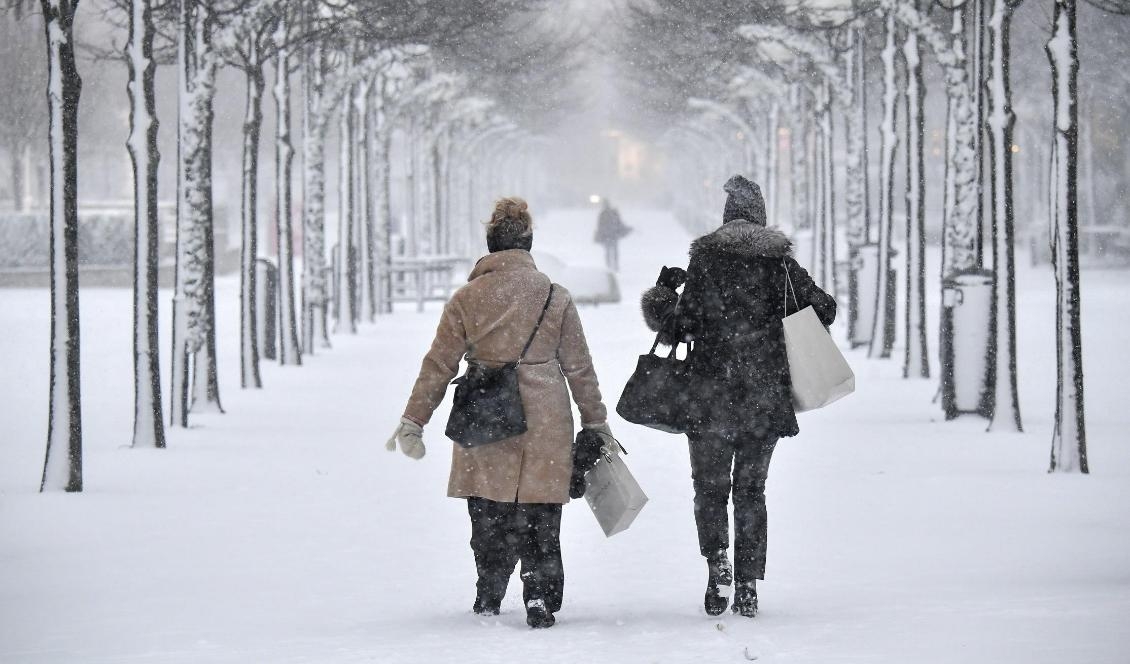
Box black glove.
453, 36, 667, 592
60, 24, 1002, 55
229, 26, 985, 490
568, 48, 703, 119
569, 428, 604, 499
656, 265, 687, 290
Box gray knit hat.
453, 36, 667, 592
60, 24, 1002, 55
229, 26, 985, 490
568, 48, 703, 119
722, 174, 766, 225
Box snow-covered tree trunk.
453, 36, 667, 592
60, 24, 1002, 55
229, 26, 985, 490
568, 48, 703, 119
767, 100, 780, 224
361, 78, 379, 322
238, 45, 264, 389
1046, 0, 1087, 473
817, 82, 837, 296
335, 77, 357, 334
39, 0, 83, 492
431, 136, 443, 254
843, 27, 867, 247
869, 13, 900, 360
406, 121, 418, 256
376, 127, 393, 313
940, 9, 962, 282
353, 77, 372, 322
883, 0, 979, 273
189, 80, 221, 413
127, 0, 166, 447
789, 85, 809, 235
845, 27, 870, 344
301, 41, 329, 352
273, 18, 301, 365
986, 0, 1022, 431
171, 0, 220, 425
191, 175, 222, 414
903, 10, 930, 379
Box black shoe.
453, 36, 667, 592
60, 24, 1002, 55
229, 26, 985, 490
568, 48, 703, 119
704, 556, 733, 616
526, 599, 556, 628
472, 595, 500, 616
732, 581, 758, 618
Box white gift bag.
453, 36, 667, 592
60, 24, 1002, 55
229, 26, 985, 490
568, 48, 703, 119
782, 263, 855, 412
584, 453, 648, 537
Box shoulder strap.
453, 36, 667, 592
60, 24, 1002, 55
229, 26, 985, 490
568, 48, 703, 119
518, 284, 555, 364
782, 258, 799, 316
648, 290, 684, 358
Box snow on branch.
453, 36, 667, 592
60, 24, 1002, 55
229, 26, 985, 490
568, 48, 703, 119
736, 23, 850, 106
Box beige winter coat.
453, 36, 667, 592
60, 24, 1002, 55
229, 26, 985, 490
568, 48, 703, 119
403, 249, 607, 504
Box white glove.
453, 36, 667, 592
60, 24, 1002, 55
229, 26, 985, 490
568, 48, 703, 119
583, 421, 620, 457
386, 417, 426, 460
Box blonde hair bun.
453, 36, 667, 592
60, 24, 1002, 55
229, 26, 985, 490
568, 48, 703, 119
489, 196, 533, 232
485, 196, 534, 252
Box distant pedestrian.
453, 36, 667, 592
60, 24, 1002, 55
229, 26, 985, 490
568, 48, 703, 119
594, 199, 631, 271
639, 175, 836, 618
387, 196, 616, 629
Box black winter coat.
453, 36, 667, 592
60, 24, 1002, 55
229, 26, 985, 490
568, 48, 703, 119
641, 220, 836, 438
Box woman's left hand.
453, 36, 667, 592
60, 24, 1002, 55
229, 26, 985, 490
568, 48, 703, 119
387, 417, 426, 460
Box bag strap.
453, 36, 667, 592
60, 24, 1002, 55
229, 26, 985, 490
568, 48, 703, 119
518, 284, 555, 365
782, 258, 800, 316
648, 290, 684, 358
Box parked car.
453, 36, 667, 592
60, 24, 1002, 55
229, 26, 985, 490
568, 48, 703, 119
531, 250, 620, 305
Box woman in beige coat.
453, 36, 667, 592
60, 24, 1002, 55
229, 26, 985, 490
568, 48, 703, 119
387, 197, 614, 628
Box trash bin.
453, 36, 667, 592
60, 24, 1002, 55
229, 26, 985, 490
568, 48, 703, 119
940, 268, 994, 419
256, 258, 278, 361
848, 243, 897, 349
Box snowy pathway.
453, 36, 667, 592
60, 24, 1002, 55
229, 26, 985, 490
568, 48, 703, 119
2, 208, 1129, 663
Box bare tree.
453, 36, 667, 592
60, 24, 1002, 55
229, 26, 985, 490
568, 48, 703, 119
985, 0, 1023, 430
37, 0, 83, 492
870, 12, 900, 359
1046, 0, 1086, 472
126, 0, 167, 447
903, 2, 929, 379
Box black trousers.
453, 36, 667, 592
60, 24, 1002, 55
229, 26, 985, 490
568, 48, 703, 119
686, 430, 778, 583
466, 497, 564, 612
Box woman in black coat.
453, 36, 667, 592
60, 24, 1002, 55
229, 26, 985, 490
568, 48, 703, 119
641, 175, 836, 618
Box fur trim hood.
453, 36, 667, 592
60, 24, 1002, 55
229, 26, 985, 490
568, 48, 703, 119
689, 220, 792, 261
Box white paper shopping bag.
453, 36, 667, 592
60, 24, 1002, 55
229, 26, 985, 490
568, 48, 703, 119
783, 306, 855, 412
583, 453, 648, 537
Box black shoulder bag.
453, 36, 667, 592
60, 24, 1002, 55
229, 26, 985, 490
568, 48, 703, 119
445, 284, 555, 448
616, 291, 692, 434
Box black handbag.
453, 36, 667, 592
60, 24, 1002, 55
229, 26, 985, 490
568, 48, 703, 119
616, 332, 692, 434
445, 284, 555, 448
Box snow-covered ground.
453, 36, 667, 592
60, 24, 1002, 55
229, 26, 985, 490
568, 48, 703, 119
2, 208, 1129, 663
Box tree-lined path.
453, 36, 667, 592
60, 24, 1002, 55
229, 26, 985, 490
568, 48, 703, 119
2, 208, 1128, 662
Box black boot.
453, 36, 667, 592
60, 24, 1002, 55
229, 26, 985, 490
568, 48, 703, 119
472, 593, 500, 617
732, 581, 758, 618
704, 553, 733, 616
525, 598, 556, 628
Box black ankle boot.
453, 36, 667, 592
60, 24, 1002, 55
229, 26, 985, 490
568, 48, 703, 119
473, 594, 500, 616
732, 581, 758, 617
526, 598, 556, 628
704, 554, 733, 616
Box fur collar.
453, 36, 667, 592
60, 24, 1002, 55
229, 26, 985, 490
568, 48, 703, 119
467, 249, 536, 281
690, 220, 792, 261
